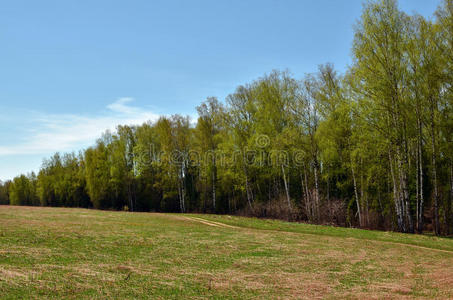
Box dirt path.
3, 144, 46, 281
376, 240, 453, 254
183, 216, 240, 229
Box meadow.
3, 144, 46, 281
0, 206, 452, 299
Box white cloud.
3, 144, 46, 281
0, 98, 160, 156
106, 97, 136, 114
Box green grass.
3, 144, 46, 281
0, 206, 452, 299
192, 214, 453, 252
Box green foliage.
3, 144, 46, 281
9, 173, 39, 206
0, 180, 10, 204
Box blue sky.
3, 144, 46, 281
0, 0, 440, 180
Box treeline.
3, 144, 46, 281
2, 0, 453, 235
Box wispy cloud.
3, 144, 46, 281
0, 98, 160, 156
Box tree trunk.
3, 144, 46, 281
448, 159, 453, 235
313, 158, 320, 222
179, 164, 186, 213
418, 131, 424, 233
397, 155, 407, 233
430, 107, 440, 235
181, 179, 185, 213
416, 104, 424, 233
302, 165, 312, 222
300, 172, 307, 217
327, 173, 331, 222
128, 181, 134, 212
281, 165, 291, 214
399, 152, 413, 233
360, 157, 368, 226
245, 170, 253, 211
178, 180, 183, 213
414, 74, 421, 233
212, 156, 216, 213
389, 148, 403, 232
351, 158, 362, 227
203, 171, 207, 213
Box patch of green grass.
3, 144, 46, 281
193, 214, 453, 251
0, 206, 452, 299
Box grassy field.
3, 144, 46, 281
0, 206, 452, 299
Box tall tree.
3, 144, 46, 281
196, 97, 223, 212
